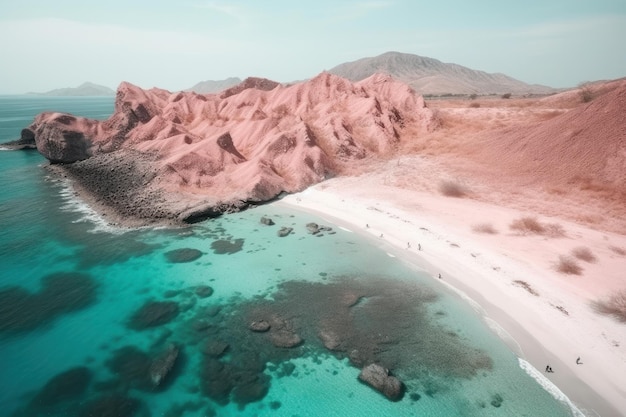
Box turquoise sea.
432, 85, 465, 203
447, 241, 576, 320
0, 96, 580, 416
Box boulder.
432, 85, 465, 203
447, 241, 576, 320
306, 222, 320, 234
194, 285, 214, 298
358, 363, 404, 401
128, 300, 179, 330
260, 216, 275, 226
149, 344, 180, 386
249, 320, 271, 332
277, 227, 293, 237
318, 329, 342, 351
269, 329, 303, 348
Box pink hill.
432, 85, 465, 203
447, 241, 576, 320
27, 73, 435, 223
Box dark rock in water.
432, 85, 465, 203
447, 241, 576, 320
203, 340, 229, 357
1, 128, 37, 149
78, 393, 142, 417
306, 222, 320, 234
277, 226, 293, 237
249, 320, 270, 332
200, 359, 234, 405
211, 238, 244, 255
128, 300, 179, 330
269, 329, 303, 348
260, 216, 275, 226
150, 343, 180, 386
106, 346, 152, 390
163, 289, 181, 298
490, 393, 503, 407
194, 285, 214, 298
0, 272, 97, 332
318, 329, 342, 351
358, 363, 404, 401
35, 121, 93, 164
231, 372, 270, 405
32, 366, 92, 406
165, 248, 203, 263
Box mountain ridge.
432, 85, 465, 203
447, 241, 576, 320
28, 82, 115, 97
328, 51, 554, 96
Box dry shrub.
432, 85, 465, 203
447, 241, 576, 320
571, 246, 597, 263
510, 217, 545, 234
509, 216, 566, 237
439, 180, 467, 198
472, 223, 498, 234
468, 102, 481, 108
592, 290, 626, 323
609, 246, 626, 256
556, 255, 582, 275
513, 280, 539, 296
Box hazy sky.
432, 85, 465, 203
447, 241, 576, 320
1, 0, 625, 94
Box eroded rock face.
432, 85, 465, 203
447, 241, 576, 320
27, 73, 435, 223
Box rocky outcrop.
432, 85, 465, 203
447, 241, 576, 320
149, 343, 179, 386
358, 363, 404, 401
26, 73, 435, 224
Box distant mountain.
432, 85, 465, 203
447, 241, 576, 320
29, 82, 115, 96
187, 77, 242, 94
328, 51, 554, 96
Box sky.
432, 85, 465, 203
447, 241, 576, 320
0, 0, 625, 94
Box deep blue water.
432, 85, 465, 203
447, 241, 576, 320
0, 96, 580, 416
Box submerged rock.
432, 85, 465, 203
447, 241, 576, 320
78, 393, 142, 417
128, 300, 179, 330
269, 329, 303, 348
149, 343, 180, 386
194, 285, 214, 298
249, 320, 271, 332
358, 363, 404, 401
277, 226, 293, 237
32, 366, 92, 407
306, 222, 320, 234
164, 248, 203, 263
260, 216, 275, 226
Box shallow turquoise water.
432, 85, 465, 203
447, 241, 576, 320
0, 97, 578, 416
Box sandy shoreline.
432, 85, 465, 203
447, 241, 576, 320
277, 179, 626, 417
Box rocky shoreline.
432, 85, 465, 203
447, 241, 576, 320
47, 150, 248, 228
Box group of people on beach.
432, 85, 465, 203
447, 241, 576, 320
546, 357, 583, 373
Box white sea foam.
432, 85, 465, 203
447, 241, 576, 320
52, 176, 127, 234
338, 226, 352, 233
386, 252, 396, 258
0, 146, 10, 151
518, 358, 589, 417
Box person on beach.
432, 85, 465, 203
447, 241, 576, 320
545, 365, 549, 372
407, 242, 411, 249
366, 224, 369, 228
576, 357, 582, 365
380, 233, 384, 238
438, 273, 442, 279
418, 243, 421, 251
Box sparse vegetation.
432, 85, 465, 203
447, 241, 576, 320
501, 93, 512, 99
438, 180, 468, 198
472, 223, 498, 234
578, 82, 594, 103
509, 216, 566, 237
469, 93, 478, 100
556, 255, 583, 275
468, 102, 480, 108
513, 280, 539, 296
609, 246, 626, 256
571, 246, 597, 263
592, 290, 626, 323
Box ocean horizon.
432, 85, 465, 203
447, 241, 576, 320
0, 96, 580, 416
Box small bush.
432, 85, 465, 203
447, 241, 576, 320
439, 180, 467, 197
509, 216, 565, 237
592, 290, 626, 323
501, 93, 512, 99
578, 83, 593, 103
472, 223, 498, 234
468, 102, 481, 108
469, 93, 478, 100
513, 280, 539, 296
571, 246, 597, 263
609, 246, 626, 256
510, 217, 545, 234
556, 255, 582, 275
